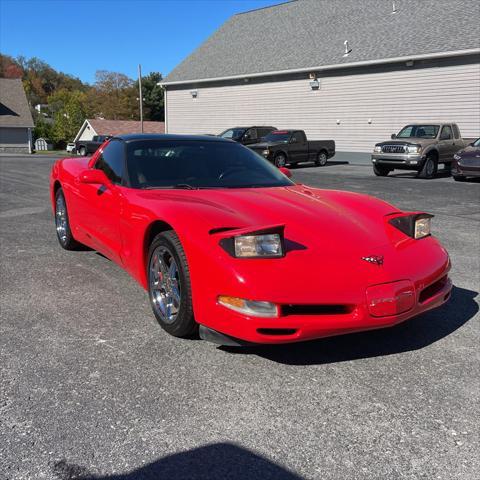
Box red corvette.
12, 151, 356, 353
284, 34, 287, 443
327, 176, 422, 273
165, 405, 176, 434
50, 134, 452, 345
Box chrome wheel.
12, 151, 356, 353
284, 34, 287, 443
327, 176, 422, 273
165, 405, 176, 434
317, 152, 327, 166
275, 154, 286, 168
55, 193, 68, 244
149, 246, 181, 324
426, 159, 435, 177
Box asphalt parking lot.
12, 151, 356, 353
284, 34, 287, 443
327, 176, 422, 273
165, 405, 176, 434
0, 155, 479, 480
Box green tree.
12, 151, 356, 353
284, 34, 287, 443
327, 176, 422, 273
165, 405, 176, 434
33, 117, 53, 141
48, 89, 87, 147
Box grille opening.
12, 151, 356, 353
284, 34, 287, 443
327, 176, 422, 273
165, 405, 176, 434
281, 304, 354, 316
382, 145, 407, 154
257, 328, 297, 336
419, 276, 448, 303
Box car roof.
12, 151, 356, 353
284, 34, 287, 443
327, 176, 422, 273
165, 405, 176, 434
225, 126, 276, 130
115, 133, 233, 143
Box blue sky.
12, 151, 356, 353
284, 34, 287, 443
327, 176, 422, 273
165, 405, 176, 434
0, 0, 277, 84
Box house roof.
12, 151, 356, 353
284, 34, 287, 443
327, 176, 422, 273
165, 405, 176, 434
163, 0, 480, 85
0, 78, 34, 128
88, 119, 165, 136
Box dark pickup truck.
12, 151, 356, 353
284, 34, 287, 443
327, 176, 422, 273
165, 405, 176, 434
248, 130, 335, 167
75, 135, 111, 156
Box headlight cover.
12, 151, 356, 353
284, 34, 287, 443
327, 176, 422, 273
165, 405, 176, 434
453, 153, 461, 161
389, 213, 433, 240
374, 145, 382, 153
407, 145, 422, 154
218, 225, 285, 258
218, 295, 279, 317
234, 233, 283, 257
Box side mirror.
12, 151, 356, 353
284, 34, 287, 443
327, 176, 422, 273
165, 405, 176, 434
279, 167, 292, 178
391, 133, 397, 139
78, 169, 109, 185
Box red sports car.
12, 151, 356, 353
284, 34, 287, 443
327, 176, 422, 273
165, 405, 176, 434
50, 134, 452, 346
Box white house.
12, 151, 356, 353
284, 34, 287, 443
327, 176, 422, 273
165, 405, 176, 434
161, 0, 480, 153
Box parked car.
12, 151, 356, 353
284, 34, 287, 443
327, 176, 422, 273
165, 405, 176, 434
371, 123, 467, 178
76, 135, 111, 156
248, 130, 335, 167
66, 142, 76, 153
218, 126, 277, 145
452, 138, 480, 181
50, 134, 450, 346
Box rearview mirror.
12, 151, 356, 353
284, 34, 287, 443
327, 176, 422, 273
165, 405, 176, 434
279, 167, 292, 178
391, 133, 397, 139
78, 169, 109, 185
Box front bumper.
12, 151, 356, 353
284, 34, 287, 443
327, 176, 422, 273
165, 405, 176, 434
452, 162, 480, 177
372, 153, 424, 170
196, 250, 451, 345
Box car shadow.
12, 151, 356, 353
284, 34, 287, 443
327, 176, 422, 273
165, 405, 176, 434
289, 161, 349, 169
389, 169, 452, 180
220, 286, 477, 366
52, 442, 304, 480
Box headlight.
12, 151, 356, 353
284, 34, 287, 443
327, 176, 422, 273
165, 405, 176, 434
414, 216, 431, 239
234, 233, 283, 257
389, 213, 433, 240
374, 146, 382, 153
218, 295, 279, 317
407, 145, 422, 154
453, 154, 461, 161
262, 149, 270, 156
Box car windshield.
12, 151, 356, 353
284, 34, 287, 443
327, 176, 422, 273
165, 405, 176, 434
126, 140, 294, 189
397, 125, 439, 138
263, 131, 291, 143
219, 128, 246, 140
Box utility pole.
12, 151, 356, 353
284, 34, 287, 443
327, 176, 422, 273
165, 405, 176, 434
138, 64, 144, 133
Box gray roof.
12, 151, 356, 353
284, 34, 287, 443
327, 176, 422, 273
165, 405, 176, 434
0, 78, 34, 128
164, 0, 480, 84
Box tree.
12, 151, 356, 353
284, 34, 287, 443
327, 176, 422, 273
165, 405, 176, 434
136, 72, 164, 121
89, 70, 138, 120
48, 89, 88, 147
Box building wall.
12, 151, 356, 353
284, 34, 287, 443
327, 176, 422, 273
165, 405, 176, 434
0, 127, 30, 153
166, 61, 480, 152
77, 123, 97, 142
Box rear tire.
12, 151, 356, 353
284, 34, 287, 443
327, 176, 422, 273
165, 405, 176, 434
54, 188, 81, 250
373, 165, 391, 176
315, 151, 328, 167
418, 154, 438, 179
147, 231, 197, 338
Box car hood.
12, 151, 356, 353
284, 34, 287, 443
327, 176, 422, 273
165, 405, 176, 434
248, 141, 287, 149
456, 145, 480, 159
376, 138, 436, 146
135, 185, 401, 253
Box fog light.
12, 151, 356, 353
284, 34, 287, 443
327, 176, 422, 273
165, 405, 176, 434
218, 295, 279, 317
366, 280, 415, 317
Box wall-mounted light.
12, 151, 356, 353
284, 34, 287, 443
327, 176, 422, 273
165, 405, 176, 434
190, 90, 198, 98
391, 1, 398, 14
336, 119, 341, 125
368, 118, 372, 124
406, 60, 414, 67
343, 40, 352, 57
309, 79, 320, 90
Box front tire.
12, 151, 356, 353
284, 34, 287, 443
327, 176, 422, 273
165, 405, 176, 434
274, 153, 287, 168
147, 231, 197, 338
418, 154, 438, 179
315, 151, 328, 167
373, 165, 391, 176
78, 146, 87, 156
54, 188, 81, 250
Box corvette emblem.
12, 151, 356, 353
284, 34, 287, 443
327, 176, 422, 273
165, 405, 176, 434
362, 255, 384, 266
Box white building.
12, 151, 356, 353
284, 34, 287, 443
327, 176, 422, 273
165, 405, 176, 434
161, 0, 480, 153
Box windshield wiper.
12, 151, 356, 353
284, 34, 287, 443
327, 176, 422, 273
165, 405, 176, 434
142, 184, 198, 190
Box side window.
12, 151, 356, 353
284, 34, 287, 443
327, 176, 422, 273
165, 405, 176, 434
440, 125, 452, 140
260, 128, 274, 137
95, 139, 125, 184
245, 128, 258, 140
292, 132, 303, 143
452, 124, 460, 139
